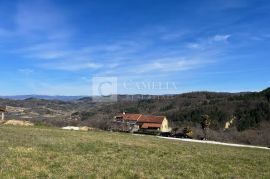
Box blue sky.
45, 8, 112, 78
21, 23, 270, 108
0, 0, 270, 95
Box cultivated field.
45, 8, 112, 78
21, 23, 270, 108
0, 126, 269, 178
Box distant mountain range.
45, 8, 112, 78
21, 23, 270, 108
0, 95, 87, 101
0, 94, 174, 101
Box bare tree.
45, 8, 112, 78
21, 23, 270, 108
201, 115, 210, 140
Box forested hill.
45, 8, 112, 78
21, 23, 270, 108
83, 87, 270, 132
0, 88, 270, 133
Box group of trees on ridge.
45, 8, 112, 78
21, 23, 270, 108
95, 87, 270, 132
1, 87, 270, 133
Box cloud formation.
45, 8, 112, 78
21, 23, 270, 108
1, 0, 268, 95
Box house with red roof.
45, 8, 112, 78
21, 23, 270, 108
114, 112, 170, 132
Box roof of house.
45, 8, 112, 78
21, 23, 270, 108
141, 123, 162, 129
120, 113, 142, 121
137, 115, 165, 124
118, 113, 166, 124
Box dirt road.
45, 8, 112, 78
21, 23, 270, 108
157, 136, 270, 150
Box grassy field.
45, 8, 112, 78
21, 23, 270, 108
0, 126, 269, 178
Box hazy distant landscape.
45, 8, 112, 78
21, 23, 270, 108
0, 95, 86, 101
1, 87, 270, 146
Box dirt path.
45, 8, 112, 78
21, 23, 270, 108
157, 136, 270, 150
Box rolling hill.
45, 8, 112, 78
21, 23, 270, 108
0, 125, 269, 178
0, 87, 270, 146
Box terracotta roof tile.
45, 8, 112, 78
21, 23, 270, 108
137, 115, 165, 124
118, 113, 165, 124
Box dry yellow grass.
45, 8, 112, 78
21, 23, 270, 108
3, 120, 34, 126
0, 125, 269, 178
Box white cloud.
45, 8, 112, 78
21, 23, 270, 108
18, 68, 34, 75
213, 34, 231, 42
14, 39, 142, 72
160, 30, 189, 41
95, 54, 214, 77
15, 1, 69, 39
13, 42, 70, 61
187, 43, 200, 49
134, 57, 211, 74
0, 0, 71, 45
33, 82, 91, 96
5, 3, 229, 81
185, 34, 231, 51
24, 49, 68, 60
41, 61, 103, 71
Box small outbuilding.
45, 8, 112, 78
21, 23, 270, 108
0, 106, 6, 120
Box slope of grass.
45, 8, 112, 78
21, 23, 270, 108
0, 126, 269, 178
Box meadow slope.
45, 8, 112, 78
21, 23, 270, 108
0, 126, 269, 178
